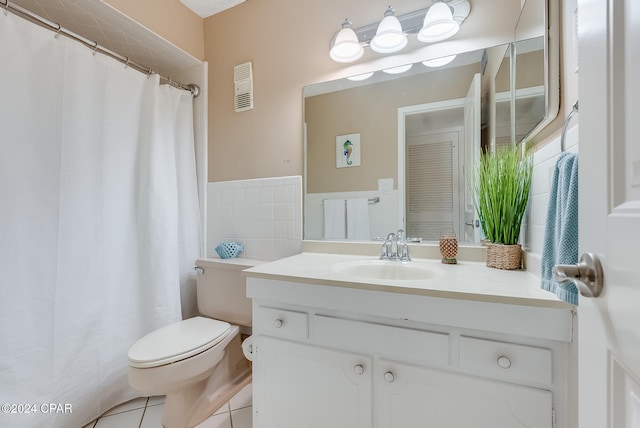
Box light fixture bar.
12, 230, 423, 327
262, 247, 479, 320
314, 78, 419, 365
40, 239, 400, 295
350, 0, 470, 46
352, 8, 428, 47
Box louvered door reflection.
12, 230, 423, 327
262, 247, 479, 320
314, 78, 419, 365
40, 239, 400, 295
406, 131, 459, 241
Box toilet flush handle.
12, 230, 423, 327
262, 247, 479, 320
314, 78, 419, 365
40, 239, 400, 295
194, 266, 204, 274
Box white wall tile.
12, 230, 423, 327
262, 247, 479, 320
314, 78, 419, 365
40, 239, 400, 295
273, 204, 289, 221
207, 176, 302, 261
258, 204, 273, 222
244, 188, 259, 205
258, 222, 274, 239
258, 187, 273, 204
257, 239, 274, 260
530, 194, 550, 226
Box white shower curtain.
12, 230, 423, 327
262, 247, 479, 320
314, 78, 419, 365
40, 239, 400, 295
0, 12, 201, 428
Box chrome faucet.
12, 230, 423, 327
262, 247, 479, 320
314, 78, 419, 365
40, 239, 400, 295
379, 229, 411, 261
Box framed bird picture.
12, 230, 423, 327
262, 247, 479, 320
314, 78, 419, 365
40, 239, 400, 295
336, 133, 361, 168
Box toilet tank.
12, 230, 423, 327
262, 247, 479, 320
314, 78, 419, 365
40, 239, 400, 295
195, 258, 265, 327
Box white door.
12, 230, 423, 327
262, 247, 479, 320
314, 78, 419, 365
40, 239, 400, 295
464, 73, 481, 243
578, 0, 640, 427
406, 131, 460, 240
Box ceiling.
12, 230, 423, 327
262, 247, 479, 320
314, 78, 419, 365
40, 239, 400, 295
178, 0, 244, 18
9, 0, 203, 77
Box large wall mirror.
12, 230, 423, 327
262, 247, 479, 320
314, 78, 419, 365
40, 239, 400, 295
303, 0, 557, 244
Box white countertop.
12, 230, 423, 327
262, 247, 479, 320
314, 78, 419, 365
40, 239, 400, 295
243, 252, 573, 310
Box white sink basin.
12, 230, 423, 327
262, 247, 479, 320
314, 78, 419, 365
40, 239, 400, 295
331, 260, 445, 282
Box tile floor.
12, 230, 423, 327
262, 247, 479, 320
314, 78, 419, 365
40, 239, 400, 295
81, 383, 252, 428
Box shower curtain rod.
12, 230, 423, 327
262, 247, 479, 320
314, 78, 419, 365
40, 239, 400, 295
1, 0, 200, 98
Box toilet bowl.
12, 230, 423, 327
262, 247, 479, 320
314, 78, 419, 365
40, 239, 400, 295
127, 258, 262, 428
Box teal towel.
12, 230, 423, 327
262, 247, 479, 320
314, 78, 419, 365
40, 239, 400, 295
541, 152, 579, 305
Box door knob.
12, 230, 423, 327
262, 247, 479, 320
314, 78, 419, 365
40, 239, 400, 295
552, 252, 604, 298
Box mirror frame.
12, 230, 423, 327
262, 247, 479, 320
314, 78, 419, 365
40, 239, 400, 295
513, 0, 559, 146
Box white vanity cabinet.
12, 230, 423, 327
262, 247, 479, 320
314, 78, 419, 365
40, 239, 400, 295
246, 270, 573, 428
253, 336, 372, 428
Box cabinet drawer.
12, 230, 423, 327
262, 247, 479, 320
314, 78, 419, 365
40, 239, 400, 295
314, 315, 449, 368
254, 306, 309, 339
459, 336, 552, 385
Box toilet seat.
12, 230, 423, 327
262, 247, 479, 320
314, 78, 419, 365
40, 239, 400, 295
128, 317, 231, 368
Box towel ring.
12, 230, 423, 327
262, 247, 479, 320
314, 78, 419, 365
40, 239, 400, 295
560, 101, 579, 152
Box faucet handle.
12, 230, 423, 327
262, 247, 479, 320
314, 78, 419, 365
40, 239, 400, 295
394, 229, 411, 261
379, 238, 390, 260
400, 243, 411, 261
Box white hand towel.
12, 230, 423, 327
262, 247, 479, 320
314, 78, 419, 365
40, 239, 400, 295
323, 199, 346, 239
346, 198, 370, 240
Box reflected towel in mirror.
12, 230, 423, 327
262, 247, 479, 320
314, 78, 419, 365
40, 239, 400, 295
346, 198, 370, 240
323, 199, 346, 239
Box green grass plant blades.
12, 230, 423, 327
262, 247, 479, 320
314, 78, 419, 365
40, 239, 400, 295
472, 145, 533, 245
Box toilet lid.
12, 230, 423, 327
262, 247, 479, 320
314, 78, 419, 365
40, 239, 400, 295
128, 317, 231, 368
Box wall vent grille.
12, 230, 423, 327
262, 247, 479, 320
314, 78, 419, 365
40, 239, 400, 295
234, 62, 253, 112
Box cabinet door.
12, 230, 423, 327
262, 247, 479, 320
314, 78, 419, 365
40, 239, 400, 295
253, 336, 372, 428
377, 360, 552, 428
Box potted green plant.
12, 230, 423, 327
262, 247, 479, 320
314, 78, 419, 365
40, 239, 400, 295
472, 144, 533, 269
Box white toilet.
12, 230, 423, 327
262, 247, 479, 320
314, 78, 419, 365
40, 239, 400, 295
127, 258, 260, 428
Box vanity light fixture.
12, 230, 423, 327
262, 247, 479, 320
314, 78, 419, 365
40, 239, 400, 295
329, 1, 471, 64
347, 72, 375, 81
418, 1, 459, 43
450, 0, 471, 24
422, 54, 457, 67
382, 63, 413, 74
329, 19, 364, 63
369, 6, 408, 54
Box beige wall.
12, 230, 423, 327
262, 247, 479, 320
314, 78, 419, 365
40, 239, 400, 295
203, 0, 520, 183
105, 0, 573, 182
306, 64, 480, 193
106, 0, 204, 60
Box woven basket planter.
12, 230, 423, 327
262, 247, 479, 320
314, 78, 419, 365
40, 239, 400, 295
486, 243, 522, 270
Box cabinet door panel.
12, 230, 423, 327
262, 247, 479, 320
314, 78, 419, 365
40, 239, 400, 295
378, 360, 552, 428
253, 337, 372, 428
